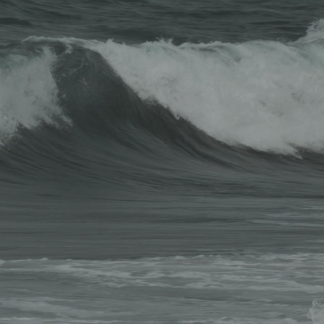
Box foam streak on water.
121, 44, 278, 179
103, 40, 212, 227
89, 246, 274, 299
0, 254, 324, 323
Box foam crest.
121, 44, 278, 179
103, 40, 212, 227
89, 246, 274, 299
0, 48, 62, 142
89, 35, 324, 154
300, 19, 324, 43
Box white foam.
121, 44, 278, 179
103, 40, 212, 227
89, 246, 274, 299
0, 48, 63, 142
81, 21, 324, 154
1, 254, 324, 323
298, 19, 324, 43
308, 300, 324, 324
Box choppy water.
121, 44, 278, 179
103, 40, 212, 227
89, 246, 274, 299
1, 1, 324, 323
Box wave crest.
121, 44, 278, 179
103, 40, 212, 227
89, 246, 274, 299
88, 35, 324, 154
6, 20, 324, 155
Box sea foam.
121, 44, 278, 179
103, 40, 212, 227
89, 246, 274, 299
87, 20, 324, 154
0, 48, 61, 142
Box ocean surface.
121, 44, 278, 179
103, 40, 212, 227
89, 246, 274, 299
1, 1, 324, 323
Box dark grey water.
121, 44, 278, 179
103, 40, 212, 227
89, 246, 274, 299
1, 0, 324, 43
1, 1, 324, 323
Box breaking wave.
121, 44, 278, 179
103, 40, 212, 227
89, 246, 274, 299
0, 20, 324, 156
2, 21, 324, 190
